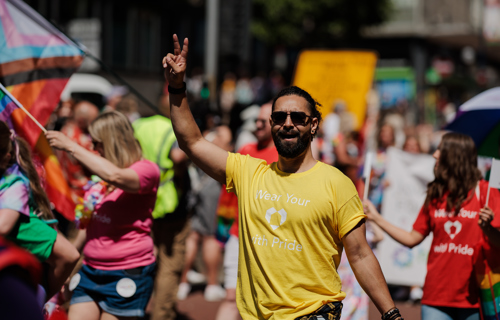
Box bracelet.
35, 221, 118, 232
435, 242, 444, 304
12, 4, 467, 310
69, 145, 76, 157
382, 307, 403, 320
168, 82, 186, 94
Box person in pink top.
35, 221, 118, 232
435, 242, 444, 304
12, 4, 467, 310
46, 111, 160, 320
215, 102, 278, 320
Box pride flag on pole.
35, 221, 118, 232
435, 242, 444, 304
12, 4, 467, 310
0, 82, 47, 133
0, 0, 85, 220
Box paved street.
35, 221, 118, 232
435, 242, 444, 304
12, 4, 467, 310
175, 287, 421, 320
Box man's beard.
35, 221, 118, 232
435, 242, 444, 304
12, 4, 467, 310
272, 129, 311, 159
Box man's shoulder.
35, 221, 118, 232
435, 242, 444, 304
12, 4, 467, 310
314, 161, 342, 174
314, 162, 355, 185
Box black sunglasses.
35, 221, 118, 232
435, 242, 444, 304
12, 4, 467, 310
271, 111, 311, 126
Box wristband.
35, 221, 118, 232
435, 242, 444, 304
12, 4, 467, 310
168, 82, 186, 94
381, 307, 403, 320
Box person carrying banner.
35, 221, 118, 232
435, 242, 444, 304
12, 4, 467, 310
0, 121, 79, 302
46, 111, 160, 320
162, 34, 403, 320
364, 132, 500, 320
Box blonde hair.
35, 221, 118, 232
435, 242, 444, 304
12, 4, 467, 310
89, 111, 142, 168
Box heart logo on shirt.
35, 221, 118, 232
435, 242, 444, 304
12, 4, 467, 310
444, 220, 462, 239
265, 207, 287, 230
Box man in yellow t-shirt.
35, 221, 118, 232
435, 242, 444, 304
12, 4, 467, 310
161, 34, 404, 320
225, 152, 366, 319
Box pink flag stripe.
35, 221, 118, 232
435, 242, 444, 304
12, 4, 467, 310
0, 0, 67, 48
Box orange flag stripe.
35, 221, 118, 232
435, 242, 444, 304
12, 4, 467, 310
11, 79, 69, 145
35, 134, 74, 221
10, 80, 46, 113
8, 80, 76, 221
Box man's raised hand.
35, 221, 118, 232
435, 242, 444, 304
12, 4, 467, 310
163, 34, 189, 88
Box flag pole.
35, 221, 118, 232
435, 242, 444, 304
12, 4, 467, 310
0, 83, 47, 133
486, 184, 491, 207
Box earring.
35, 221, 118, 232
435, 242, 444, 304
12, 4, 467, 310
312, 130, 315, 134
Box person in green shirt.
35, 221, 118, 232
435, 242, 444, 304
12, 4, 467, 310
0, 121, 79, 301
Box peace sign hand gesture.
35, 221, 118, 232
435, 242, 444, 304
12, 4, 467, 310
162, 34, 189, 88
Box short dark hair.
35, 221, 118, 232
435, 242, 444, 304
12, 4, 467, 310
271, 86, 322, 137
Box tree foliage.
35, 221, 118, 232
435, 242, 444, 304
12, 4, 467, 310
251, 0, 393, 46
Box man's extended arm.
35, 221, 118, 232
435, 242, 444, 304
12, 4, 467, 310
163, 35, 228, 184
342, 221, 402, 319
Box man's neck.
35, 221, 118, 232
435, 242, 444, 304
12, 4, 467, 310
277, 148, 317, 174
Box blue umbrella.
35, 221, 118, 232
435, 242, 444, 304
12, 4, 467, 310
446, 87, 500, 158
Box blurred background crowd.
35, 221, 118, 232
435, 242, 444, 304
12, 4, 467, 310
5, 0, 500, 319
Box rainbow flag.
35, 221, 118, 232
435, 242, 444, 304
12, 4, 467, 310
0, 83, 16, 127
475, 240, 500, 320
0, 0, 85, 220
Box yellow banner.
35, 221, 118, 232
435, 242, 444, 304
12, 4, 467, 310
293, 50, 377, 130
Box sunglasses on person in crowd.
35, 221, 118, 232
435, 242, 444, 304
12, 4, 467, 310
271, 111, 312, 126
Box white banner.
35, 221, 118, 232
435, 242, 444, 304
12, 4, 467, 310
477, 156, 492, 178
363, 151, 374, 201
378, 147, 435, 287
489, 159, 500, 189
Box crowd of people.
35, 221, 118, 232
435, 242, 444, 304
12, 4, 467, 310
0, 33, 498, 320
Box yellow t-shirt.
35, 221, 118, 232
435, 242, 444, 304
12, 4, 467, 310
226, 152, 366, 320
